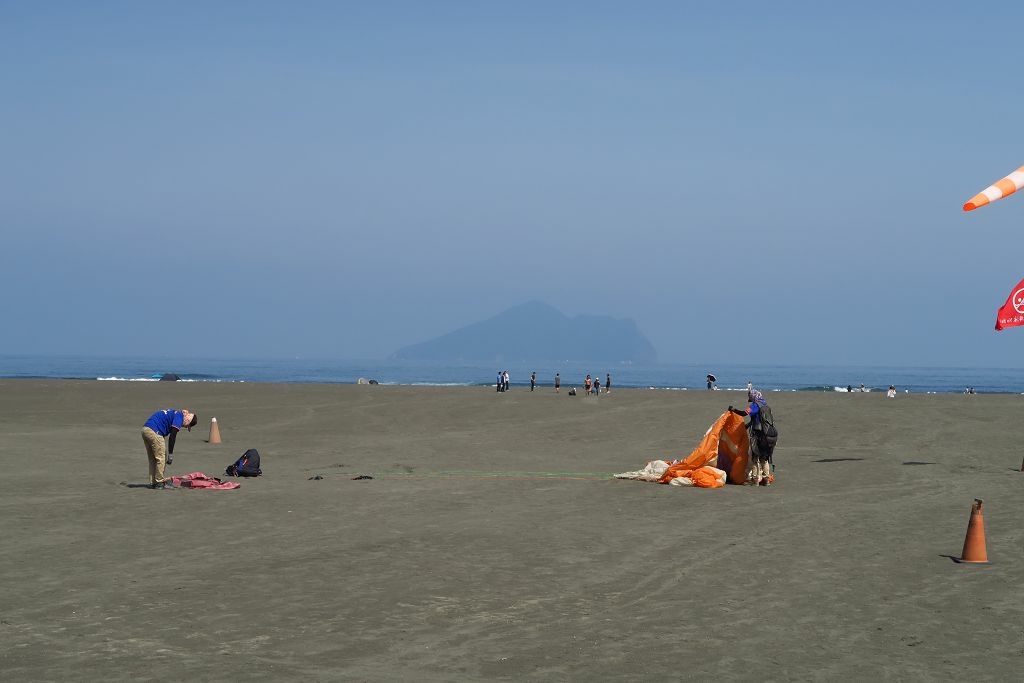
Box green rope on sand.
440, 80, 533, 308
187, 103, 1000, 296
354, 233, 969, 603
323, 470, 613, 480
303, 471, 610, 481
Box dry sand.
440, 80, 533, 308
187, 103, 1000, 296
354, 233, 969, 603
1, 379, 1022, 680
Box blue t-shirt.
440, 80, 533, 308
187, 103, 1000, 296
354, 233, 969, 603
746, 401, 763, 429
144, 409, 184, 437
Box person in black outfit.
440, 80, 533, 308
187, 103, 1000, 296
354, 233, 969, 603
729, 388, 777, 486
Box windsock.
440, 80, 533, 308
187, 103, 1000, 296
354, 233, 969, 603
963, 165, 1024, 211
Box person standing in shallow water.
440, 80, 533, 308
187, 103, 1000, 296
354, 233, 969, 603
530, 371, 536, 391
606, 373, 611, 394
554, 373, 560, 393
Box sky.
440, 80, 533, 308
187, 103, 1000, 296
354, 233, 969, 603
3, 1, 1024, 366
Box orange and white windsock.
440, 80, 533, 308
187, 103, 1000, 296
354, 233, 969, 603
964, 165, 1024, 211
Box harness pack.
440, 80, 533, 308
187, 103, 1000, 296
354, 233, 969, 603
226, 448, 263, 477
752, 404, 779, 460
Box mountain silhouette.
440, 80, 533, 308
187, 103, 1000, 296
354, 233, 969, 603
390, 301, 657, 363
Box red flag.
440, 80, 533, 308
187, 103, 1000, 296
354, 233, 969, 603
995, 278, 1024, 331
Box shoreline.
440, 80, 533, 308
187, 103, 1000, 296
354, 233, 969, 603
2, 375, 1020, 395
2, 355, 1022, 394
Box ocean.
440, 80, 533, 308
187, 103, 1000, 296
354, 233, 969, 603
0, 354, 1021, 394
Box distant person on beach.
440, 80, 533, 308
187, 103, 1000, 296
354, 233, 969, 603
554, 373, 560, 393
142, 408, 197, 489
730, 389, 777, 486
847, 384, 852, 393
887, 385, 896, 398
497, 371, 503, 392
594, 376, 601, 396
530, 371, 536, 391
504, 371, 510, 392
585, 375, 592, 395
606, 373, 611, 394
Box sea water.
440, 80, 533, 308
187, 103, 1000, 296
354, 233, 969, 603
1, 354, 1022, 394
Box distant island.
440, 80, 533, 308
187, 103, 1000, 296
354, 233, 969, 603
390, 301, 657, 363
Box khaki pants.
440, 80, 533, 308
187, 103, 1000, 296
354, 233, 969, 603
754, 457, 771, 483
747, 456, 771, 484
142, 427, 168, 485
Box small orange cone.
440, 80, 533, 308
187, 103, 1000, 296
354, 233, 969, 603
208, 417, 222, 444
953, 498, 990, 564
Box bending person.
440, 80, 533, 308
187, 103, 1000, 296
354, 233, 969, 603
141, 408, 197, 489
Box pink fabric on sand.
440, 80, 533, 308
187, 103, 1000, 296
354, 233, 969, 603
170, 472, 241, 490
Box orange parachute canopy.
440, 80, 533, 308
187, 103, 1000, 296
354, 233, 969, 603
658, 411, 750, 485
964, 165, 1024, 211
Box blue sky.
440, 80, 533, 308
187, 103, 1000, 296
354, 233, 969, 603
3, 1, 1024, 366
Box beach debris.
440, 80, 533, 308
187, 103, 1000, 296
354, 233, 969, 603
953, 499, 990, 564
352, 474, 373, 480
964, 165, 1024, 211
309, 474, 324, 480
207, 417, 222, 444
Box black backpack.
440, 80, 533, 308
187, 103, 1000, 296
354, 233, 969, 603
754, 405, 779, 459
226, 449, 263, 477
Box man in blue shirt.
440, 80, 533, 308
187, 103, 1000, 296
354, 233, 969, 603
142, 408, 197, 489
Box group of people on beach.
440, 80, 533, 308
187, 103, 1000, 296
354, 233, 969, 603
496, 371, 611, 395
583, 373, 611, 396
496, 370, 511, 392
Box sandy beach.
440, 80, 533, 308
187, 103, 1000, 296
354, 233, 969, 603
1, 379, 1021, 680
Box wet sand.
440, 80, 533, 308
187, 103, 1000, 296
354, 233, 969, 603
1, 379, 1021, 680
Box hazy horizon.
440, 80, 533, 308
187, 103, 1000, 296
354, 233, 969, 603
4, 3, 1024, 367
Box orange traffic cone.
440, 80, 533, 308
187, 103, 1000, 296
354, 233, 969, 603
953, 499, 990, 564
208, 417, 222, 444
